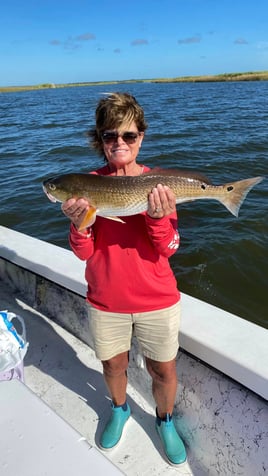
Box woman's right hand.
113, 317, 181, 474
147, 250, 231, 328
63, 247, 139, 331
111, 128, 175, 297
61, 198, 96, 231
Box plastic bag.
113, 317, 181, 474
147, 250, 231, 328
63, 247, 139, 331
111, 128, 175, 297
0, 310, 28, 373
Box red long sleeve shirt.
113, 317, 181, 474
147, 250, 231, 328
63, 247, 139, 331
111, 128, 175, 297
69, 165, 180, 313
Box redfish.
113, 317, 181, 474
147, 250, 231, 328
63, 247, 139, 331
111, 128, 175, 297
43, 169, 263, 229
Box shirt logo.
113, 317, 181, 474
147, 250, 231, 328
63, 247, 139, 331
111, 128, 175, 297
168, 232, 180, 249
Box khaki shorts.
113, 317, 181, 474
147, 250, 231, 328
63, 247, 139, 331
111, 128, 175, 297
87, 302, 181, 362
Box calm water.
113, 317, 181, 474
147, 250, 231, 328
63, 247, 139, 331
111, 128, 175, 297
1, 82, 267, 328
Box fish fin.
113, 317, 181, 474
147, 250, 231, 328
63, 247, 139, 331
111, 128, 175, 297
104, 216, 125, 223
220, 176, 264, 217
144, 168, 212, 184
78, 207, 98, 231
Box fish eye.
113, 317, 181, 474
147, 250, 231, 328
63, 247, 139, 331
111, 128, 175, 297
49, 183, 56, 191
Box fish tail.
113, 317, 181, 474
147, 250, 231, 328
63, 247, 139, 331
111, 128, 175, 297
220, 176, 264, 217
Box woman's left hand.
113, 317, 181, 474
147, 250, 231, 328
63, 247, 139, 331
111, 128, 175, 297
147, 184, 176, 218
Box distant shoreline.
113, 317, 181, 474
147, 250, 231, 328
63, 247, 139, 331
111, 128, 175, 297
1, 70, 268, 93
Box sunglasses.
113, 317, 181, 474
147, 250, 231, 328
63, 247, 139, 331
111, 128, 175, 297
101, 131, 141, 145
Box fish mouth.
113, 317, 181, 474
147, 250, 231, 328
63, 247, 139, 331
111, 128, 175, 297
43, 184, 57, 203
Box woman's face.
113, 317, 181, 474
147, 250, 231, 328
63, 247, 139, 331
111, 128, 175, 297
102, 121, 144, 168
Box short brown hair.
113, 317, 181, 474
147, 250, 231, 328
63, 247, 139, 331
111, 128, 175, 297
88, 92, 148, 156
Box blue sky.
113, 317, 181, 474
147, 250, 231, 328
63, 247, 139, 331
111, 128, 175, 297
1, 0, 268, 86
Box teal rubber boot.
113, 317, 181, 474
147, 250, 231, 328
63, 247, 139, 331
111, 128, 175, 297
156, 413, 187, 465
100, 402, 131, 451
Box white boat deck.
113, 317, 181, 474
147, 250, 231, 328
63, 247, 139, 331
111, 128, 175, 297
0, 380, 123, 476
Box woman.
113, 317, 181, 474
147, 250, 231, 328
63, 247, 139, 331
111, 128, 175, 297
62, 92, 187, 466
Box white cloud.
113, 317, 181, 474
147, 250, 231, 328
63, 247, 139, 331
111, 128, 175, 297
177, 36, 201, 45
257, 41, 268, 50
131, 39, 148, 46
234, 38, 248, 45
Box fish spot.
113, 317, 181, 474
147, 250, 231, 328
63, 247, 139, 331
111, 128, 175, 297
201, 183, 206, 190
227, 186, 234, 192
